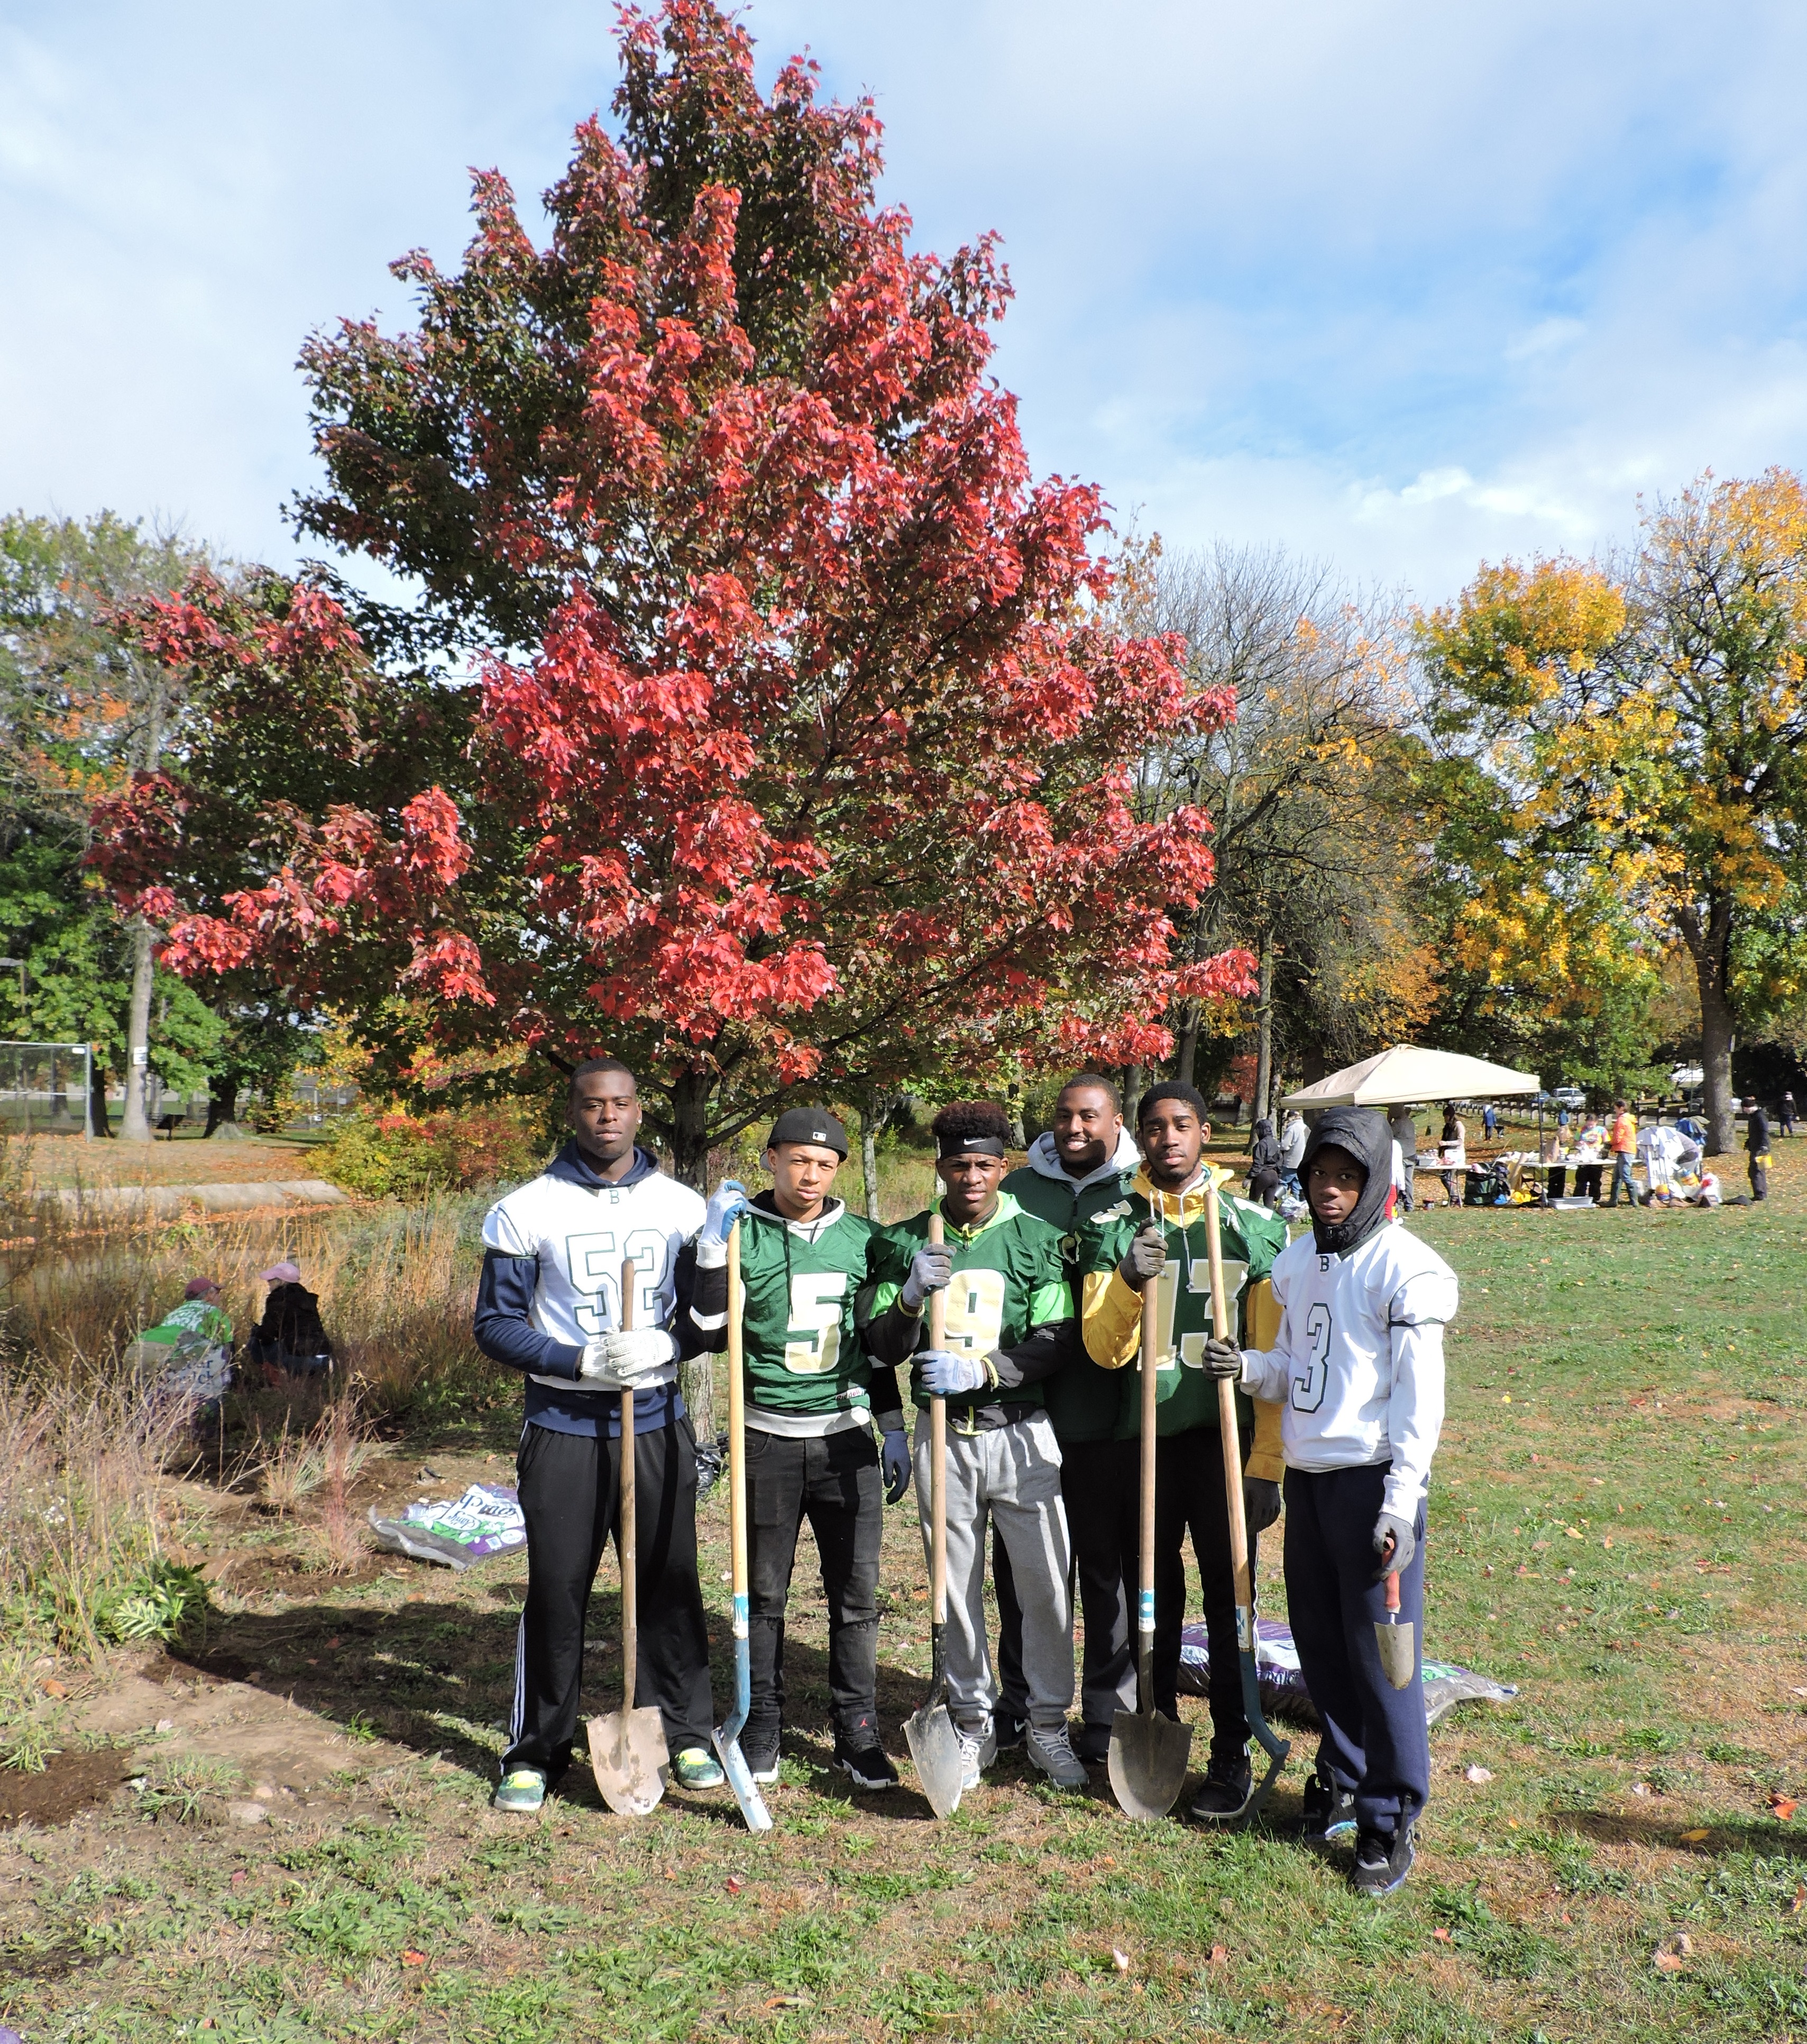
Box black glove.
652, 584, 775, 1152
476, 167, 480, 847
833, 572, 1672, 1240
1201, 1335, 1242, 1380
1117, 1222, 1167, 1288
1372, 1511, 1415, 1579
1243, 1478, 1282, 1534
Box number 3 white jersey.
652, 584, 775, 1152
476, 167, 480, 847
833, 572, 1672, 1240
1240, 1225, 1458, 1517
482, 1155, 705, 1393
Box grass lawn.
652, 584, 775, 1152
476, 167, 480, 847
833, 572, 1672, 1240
4, 1143, 1806, 2041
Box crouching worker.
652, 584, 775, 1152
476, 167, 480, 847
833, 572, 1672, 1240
248, 1261, 333, 1381
686, 1108, 905, 1792
1204, 1105, 1457, 1895
1084, 1082, 1288, 1820
474, 1058, 720, 1813
865, 1101, 1088, 1791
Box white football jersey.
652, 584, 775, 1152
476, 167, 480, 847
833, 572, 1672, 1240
482, 1163, 705, 1391
1241, 1223, 1457, 1517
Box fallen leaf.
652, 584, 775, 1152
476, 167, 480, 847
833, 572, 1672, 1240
1631, 1781, 1653, 1798
1432, 1927, 1452, 1942
1654, 1952, 1684, 1974
401, 1950, 427, 1968
726, 1876, 745, 1894
42, 1678, 68, 1699
1787, 1882, 1805, 1917
1111, 1948, 1131, 1973
1464, 1765, 1493, 1783
1208, 1944, 1228, 1965
325, 1637, 341, 1649
1678, 1828, 1709, 1844
1773, 1795, 1799, 1820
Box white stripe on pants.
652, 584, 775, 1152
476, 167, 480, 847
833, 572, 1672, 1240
913, 1407, 1074, 1735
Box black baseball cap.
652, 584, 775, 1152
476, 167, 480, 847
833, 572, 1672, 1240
766, 1107, 848, 1158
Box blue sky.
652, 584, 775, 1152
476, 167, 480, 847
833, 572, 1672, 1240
5, 0, 1807, 603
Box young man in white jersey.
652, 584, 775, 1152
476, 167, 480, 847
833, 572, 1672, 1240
474, 1058, 722, 1812
1205, 1105, 1458, 1895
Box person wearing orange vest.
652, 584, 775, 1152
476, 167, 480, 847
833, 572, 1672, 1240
1606, 1101, 1640, 1207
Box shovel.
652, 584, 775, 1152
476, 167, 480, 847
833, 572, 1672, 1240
904, 1211, 965, 1819
1203, 1178, 1291, 1820
1375, 1548, 1415, 1689
588, 1256, 669, 1817
1107, 1269, 1195, 1820
712, 1220, 774, 1831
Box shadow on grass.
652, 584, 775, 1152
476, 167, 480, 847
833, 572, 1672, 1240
1548, 1807, 1807, 1858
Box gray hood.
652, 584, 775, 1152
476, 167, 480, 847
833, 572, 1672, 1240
1025, 1124, 1142, 1188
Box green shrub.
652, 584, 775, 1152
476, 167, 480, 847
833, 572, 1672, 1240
91, 1560, 208, 1644
318, 1104, 548, 1199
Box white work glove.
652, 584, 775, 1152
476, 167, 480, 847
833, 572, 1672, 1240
900, 1244, 953, 1313
917, 1348, 989, 1397
578, 1328, 677, 1385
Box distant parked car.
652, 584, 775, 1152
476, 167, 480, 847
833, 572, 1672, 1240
1552, 1085, 1587, 1110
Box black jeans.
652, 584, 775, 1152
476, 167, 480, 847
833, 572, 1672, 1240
505, 1417, 714, 1780
1152, 1427, 1254, 1755
746, 1426, 884, 1747
995, 1435, 1136, 1734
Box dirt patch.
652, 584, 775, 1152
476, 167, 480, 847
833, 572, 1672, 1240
0, 1746, 133, 1830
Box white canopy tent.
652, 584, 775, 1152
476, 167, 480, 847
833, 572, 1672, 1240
1278, 1045, 1539, 1111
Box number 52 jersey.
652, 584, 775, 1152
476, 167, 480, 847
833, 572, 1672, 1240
1241, 1223, 1459, 1520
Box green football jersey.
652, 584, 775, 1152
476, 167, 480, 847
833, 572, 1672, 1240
1002, 1161, 1136, 1444
1096, 1185, 1289, 1438
733, 1200, 880, 1419
869, 1192, 1070, 1418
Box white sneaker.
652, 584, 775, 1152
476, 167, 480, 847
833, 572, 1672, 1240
956, 1724, 997, 1791
1026, 1723, 1090, 1789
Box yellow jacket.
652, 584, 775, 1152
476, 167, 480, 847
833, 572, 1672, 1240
1080, 1163, 1286, 1484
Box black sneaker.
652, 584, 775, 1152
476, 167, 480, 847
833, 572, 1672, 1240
742, 1735, 780, 1786
1074, 1721, 1113, 1765
1299, 1767, 1356, 1844
1188, 1750, 1254, 1822
1352, 1820, 1416, 1896
990, 1705, 1027, 1753
834, 1736, 899, 1791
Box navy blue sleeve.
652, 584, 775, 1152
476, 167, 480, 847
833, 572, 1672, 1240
473, 1250, 582, 1379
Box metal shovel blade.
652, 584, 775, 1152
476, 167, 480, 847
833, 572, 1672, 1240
904, 1698, 964, 1819
712, 1727, 774, 1834
1375, 1615, 1416, 1690
1107, 1707, 1194, 1823
588, 1706, 668, 1818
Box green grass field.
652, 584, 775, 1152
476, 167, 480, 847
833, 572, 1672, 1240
4, 1144, 1805, 2042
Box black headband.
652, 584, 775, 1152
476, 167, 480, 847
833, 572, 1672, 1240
938, 1134, 1006, 1159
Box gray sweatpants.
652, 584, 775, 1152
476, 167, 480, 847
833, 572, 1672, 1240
913, 1408, 1074, 1735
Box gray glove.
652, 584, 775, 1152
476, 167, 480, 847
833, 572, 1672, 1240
901, 1244, 953, 1313
1117, 1222, 1167, 1289
1244, 1478, 1282, 1534
1372, 1512, 1416, 1579
1201, 1335, 1242, 1380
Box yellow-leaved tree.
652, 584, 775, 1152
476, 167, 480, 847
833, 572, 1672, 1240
1420, 470, 1807, 1152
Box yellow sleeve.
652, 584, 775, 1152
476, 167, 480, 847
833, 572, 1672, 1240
1081, 1266, 1143, 1370
1243, 1276, 1286, 1484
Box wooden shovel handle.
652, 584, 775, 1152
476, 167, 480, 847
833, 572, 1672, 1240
927, 1212, 947, 1628
619, 1255, 637, 1713
1203, 1179, 1254, 1608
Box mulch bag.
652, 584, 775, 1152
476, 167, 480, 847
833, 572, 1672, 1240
368, 1482, 527, 1570
1177, 1614, 1517, 1728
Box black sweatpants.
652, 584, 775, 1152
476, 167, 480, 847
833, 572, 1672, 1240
504, 1417, 714, 1780
746, 1426, 884, 1748
1152, 1426, 1255, 1755
995, 1435, 1135, 1735
1282, 1463, 1429, 1835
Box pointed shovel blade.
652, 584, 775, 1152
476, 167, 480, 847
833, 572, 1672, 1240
904, 1701, 964, 1818
1107, 1707, 1194, 1822
1375, 1616, 1416, 1691
712, 1728, 774, 1833
588, 1706, 668, 1818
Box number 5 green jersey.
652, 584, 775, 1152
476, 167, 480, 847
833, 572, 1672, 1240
687, 1196, 901, 1433
1083, 1166, 1289, 1469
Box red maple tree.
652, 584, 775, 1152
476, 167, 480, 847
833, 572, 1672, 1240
95, 2, 1252, 1181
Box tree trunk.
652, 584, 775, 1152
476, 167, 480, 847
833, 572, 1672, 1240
858, 1092, 898, 1223
1253, 939, 1274, 1123
89, 1050, 113, 1138
667, 1067, 718, 1440
1678, 896, 1737, 1154
1122, 1062, 1144, 1131
120, 916, 157, 1141
205, 1073, 240, 1136
1174, 1002, 1199, 1086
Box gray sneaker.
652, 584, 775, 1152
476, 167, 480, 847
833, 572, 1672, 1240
1026, 1722, 1089, 1789
955, 1723, 998, 1791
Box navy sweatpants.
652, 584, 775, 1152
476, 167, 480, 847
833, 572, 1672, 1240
1282, 1464, 1429, 1835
